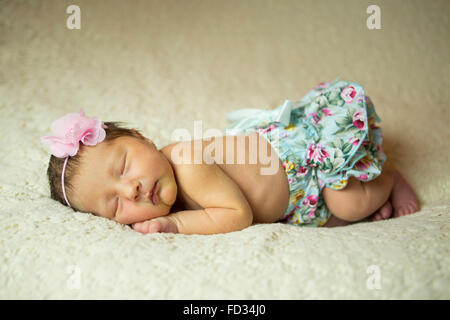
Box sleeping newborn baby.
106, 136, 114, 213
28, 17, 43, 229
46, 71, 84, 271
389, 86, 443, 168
41, 79, 419, 234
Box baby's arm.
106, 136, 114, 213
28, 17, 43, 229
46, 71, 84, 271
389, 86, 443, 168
133, 159, 253, 235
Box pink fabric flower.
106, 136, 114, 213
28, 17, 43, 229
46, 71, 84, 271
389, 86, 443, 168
308, 112, 320, 125
41, 109, 107, 158
258, 124, 277, 135
302, 194, 318, 207
349, 137, 360, 146
296, 166, 308, 177
307, 209, 316, 218
359, 173, 369, 180
352, 109, 365, 129
341, 86, 357, 103
323, 108, 333, 116
306, 143, 330, 165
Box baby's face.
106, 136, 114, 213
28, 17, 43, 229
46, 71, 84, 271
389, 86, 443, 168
70, 135, 178, 225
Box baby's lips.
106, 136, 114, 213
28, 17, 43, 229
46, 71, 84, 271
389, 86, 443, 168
152, 192, 159, 205
149, 180, 159, 204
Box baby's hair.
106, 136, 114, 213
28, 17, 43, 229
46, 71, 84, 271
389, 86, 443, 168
45, 121, 146, 212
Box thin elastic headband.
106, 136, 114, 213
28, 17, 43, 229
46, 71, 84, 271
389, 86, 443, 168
61, 156, 71, 207
40, 109, 107, 209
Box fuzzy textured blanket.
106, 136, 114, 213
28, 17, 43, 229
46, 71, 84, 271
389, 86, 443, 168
0, 0, 449, 299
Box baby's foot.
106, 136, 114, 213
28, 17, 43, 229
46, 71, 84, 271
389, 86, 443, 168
369, 200, 393, 221
390, 169, 420, 218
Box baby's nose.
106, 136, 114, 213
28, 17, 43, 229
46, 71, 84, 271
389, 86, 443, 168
122, 180, 142, 202
131, 183, 140, 201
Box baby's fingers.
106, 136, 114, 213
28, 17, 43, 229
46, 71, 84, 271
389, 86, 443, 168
132, 221, 161, 234
131, 222, 144, 233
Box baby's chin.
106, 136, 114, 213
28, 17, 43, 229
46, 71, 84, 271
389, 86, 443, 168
146, 195, 175, 220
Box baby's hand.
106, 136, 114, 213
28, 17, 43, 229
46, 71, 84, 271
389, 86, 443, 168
131, 216, 178, 234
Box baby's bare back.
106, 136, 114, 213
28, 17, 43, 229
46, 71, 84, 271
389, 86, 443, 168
163, 133, 290, 223
214, 133, 289, 223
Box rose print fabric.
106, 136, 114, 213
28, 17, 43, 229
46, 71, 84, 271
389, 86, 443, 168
225, 79, 387, 227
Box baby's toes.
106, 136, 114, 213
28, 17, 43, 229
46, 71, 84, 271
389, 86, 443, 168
395, 207, 405, 217
405, 203, 419, 215
380, 201, 393, 219
395, 205, 415, 217
411, 202, 420, 212
370, 212, 382, 221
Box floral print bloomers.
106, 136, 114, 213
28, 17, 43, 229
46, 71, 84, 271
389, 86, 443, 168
224, 79, 387, 227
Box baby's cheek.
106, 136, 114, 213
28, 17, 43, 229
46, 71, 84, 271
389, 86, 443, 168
122, 201, 160, 223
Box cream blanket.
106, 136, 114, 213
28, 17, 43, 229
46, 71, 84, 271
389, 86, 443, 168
1, 0, 449, 299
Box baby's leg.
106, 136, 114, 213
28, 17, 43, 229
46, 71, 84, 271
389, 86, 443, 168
322, 167, 395, 222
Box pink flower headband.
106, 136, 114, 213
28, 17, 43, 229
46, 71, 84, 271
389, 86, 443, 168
41, 109, 107, 207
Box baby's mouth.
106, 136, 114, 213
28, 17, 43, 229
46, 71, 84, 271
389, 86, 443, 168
149, 180, 159, 205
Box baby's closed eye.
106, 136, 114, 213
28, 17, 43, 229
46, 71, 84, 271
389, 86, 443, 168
120, 152, 127, 176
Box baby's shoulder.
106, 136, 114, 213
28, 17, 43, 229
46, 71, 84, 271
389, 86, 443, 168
161, 139, 213, 168
161, 140, 251, 211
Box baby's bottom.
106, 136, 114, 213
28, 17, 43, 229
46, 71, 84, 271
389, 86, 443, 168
322, 167, 395, 223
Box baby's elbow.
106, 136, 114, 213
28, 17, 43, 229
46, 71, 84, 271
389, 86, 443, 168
236, 206, 253, 230
204, 207, 253, 234
243, 208, 254, 227
220, 208, 253, 233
